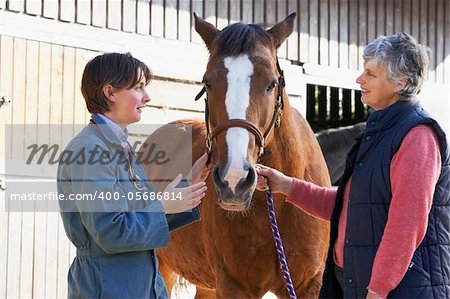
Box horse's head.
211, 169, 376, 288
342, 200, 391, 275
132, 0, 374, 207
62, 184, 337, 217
194, 13, 296, 212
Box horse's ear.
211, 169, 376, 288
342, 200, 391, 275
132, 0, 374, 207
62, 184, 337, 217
267, 13, 297, 49
194, 13, 220, 51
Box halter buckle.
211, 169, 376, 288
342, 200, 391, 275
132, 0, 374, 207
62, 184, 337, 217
206, 135, 212, 153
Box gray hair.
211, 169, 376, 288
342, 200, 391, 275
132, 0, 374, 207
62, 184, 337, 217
363, 33, 430, 98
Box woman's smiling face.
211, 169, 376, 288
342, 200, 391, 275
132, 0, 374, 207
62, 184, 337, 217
103, 71, 150, 128
356, 59, 406, 111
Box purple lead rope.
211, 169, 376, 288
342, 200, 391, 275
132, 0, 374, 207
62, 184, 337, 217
266, 189, 298, 299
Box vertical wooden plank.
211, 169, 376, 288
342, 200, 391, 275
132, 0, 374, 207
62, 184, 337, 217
0, 35, 14, 299
191, 0, 204, 43
348, 0, 359, 69
254, 0, 264, 24
45, 44, 64, 299
0, 199, 7, 299
25, 0, 41, 15
435, 0, 444, 82
92, 0, 107, 28
217, 0, 229, 29
57, 216, 71, 299
6, 0, 23, 12
385, 0, 394, 34
32, 208, 47, 299
20, 40, 39, 298
319, 0, 329, 65
276, 0, 287, 58
403, 0, 412, 34
419, 0, 428, 44
229, 0, 241, 23
42, 0, 58, 19
7, 207, 22, 299
242, 0, 252, 23
123, 0, 136, 33
74, 49, 88, 124
394, 0, 403, 33
299, 0, 309, 62
204, 0, 217, 27
76, 0, 91, 25
24, 40, 39, 134
20, 211, 35, 298
328, 0, 338, 67
12, 38, 26, 157
411, 0, 420, 38
107, 0, 121, 30
33, 41, 51, 299
339, 0, 349, 68
0, 36, 13, 158
309, 0, 319, 64
165, 0, 178, 39
150, 0, 164, 37
265, 0, 276, 27
367, 0, 376, 40
376, 0, 386, 36
0, 0, 5, 9
57, 218, 70, 298
287, 0, 299, 61
45, 210, 59, 299
428, 0, 436, 82
37, 43, 51, 126
60, 0, 75, 22
50, 45, 64, 125
7, 37, 27, 298
358, 0, 367, 69
178, 0, 191, 41
445, 0, 450, 84
137, 0, 150, 35
62, 47, 76, 125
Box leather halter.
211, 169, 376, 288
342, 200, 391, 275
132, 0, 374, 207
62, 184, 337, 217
195, 59, 286, 160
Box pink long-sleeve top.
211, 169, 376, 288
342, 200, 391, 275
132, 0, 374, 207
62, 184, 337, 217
286, 125, 441, 298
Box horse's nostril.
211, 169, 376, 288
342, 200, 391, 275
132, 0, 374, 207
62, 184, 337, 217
237, 166, 256, 190
212, 165, 228, 189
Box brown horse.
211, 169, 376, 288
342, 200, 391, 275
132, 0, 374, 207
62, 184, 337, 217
140, 13, 330, 298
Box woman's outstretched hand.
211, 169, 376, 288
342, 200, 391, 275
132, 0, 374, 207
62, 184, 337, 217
255, 164, 294, 195
162, 174, 207, 214
187, 152, 213, 185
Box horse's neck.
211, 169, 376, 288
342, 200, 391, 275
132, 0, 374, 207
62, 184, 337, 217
264, 104, 306, 177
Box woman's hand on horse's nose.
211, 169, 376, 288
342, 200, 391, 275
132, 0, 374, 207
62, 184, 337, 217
162, 174, 207, 214
188, 152, 212, 184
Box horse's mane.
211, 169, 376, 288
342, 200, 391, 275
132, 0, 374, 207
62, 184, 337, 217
214, 23, 272, 56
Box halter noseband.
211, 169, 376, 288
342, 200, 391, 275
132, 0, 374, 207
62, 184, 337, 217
195, 59, 286, 161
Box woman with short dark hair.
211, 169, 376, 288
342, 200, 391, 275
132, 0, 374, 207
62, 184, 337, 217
256, 33, 449, 298
58, 52, 210, 298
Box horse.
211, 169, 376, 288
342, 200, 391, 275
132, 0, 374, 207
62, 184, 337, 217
139, 13, 331, 298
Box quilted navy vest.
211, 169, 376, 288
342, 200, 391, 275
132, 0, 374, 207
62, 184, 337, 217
319, 100, 450, 298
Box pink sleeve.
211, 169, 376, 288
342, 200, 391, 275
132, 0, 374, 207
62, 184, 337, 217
368, 125, 441, 298
286, 179, 337, 221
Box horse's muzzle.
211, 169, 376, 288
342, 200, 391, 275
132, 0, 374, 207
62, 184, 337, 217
212, 164, 256, 211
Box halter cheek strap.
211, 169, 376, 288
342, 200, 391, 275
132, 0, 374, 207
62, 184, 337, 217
194, 58, 286, 161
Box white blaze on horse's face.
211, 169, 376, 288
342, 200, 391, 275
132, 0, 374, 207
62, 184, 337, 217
223, 54, 254, 194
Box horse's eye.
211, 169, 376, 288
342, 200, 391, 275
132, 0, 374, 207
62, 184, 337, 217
266, 81, 278, 92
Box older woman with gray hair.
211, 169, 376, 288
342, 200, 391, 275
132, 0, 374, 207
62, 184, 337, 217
256, 33, 449, 298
